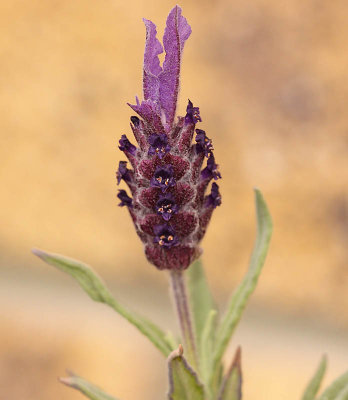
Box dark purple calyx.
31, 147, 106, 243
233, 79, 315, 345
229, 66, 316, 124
130, 116, 140, 127
119, 134, 137, 155
185, 99, 201, 124
156, 193, 179, 221
148, 134, 171, 159
201, 154, 221, 181
117, 189, 133, 207
116, 161, 131, 185
195, 129, 213, 157
205, 182, 222, 208
150, 165, 176, 192
153, 224, 178, 248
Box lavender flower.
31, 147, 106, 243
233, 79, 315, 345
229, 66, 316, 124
195, 129, 213, 157
117, 6, 221, 270
153, 224, 179, 248
150, 165, 176, 192
117, 190, 132, 207
148, 134, 171, 159
116, 161, 131, 185
205, 182, 222, 208
156, 193, 179, 221
119, 134, 137, 156
185, 100, 202, 124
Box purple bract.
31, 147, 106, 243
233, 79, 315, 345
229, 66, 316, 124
116, 6, 221, 270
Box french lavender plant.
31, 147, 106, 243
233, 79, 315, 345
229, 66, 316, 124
33, 6, 348, 400
116, 5, 220, 273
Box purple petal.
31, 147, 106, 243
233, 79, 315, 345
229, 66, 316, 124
117, 190, 133, 208
158, 6, 192, 128
143, 19, 163, 102
128, 98, 164, 132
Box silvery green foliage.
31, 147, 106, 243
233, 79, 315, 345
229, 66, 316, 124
60, 372, 119, 400
317, 370, 348, 400
32, 248, 173, 356
167, 345, 205, 400
301, 356, 327, 400
33, 188, 273, 399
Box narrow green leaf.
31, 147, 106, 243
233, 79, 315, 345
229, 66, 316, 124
60, 372, 119, 400
167, 345, 205, 400
186, 259, 216, 354
301, 355, 327, 400
211, 189, 273, 379
165, 330, 179, 350
32, 248, 172, 356
319, 371, 348, 400
217, 347, 242, 400
200, 310, 217, 382
200, 310, 218, 388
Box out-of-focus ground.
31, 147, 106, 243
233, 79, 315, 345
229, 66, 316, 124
0, 0, 347, 399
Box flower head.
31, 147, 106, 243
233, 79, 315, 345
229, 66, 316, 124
117, 6, 221, 270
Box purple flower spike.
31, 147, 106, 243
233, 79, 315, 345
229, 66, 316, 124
117, 189, 133, 207
195, 129, 213, 157
185, 100, 202, 124
205, 182, 222, 208
150, 165, 176, 192
201, 154, 221, 181
156, 193, 179, 221
119, 134, 137, 155
153, 224, 178, 248
148, 134, 171, 159
116, 161, 132, 185
117, 8, 221, 270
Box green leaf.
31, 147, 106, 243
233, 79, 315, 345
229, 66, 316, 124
165, 330, 179, 350
32, 248, 172, 356
167, 345, 205, 400
334, 385, 348, 400
60, 372, 119, 400
319, 371, 348, 400
186, 259, 216, 354
211, 189, 273, 380
200, 310, 218, 379
217, 347, 242, 400
301, 355, 327, 400
200, 310, 218, 394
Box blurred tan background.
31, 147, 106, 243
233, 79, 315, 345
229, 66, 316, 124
1, 0, 347, 399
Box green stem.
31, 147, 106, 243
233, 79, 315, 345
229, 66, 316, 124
169, 270, 198, 369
